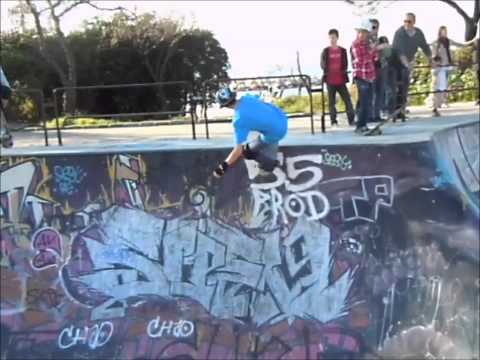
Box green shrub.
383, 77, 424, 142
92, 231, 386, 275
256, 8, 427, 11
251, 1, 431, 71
8, 94, 40, 124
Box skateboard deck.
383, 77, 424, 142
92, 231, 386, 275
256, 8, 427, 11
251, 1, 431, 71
363, 108, 404, 136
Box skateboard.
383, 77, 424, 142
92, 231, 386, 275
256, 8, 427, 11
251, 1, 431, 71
363, 108, 404, 136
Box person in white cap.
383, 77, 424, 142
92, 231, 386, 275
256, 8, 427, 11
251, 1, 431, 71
351, 19, 385, 133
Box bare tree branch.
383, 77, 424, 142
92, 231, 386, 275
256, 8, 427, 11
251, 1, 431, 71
24, 0, 68, 82
85, 1, 134, 16
24, 0, 46, 42
57, 0, 85, 18
438, 0, 470, 21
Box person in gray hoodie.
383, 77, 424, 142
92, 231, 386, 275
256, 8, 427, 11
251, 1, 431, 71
392, 12, 432, 121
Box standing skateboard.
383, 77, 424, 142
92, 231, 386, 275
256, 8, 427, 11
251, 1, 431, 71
363, 108, 404, 136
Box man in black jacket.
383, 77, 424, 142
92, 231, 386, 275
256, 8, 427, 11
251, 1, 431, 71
321, 29, 355, 126
392, 12, 432, 120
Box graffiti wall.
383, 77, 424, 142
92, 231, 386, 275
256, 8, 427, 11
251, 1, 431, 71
1, 123, 479, 359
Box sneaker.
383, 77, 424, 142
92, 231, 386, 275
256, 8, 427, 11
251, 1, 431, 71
331, 121, 339, 127
432, 108, 440, 117
355, 126, 369, 134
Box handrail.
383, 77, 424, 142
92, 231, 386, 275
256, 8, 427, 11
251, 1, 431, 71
11, 88, 49, 146
201, 74, 314, 139
52, 81, 195, 145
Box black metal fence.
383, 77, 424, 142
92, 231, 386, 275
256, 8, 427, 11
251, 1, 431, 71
52, 81, 195, 145
201, 74, 314, 139
8, 88, 49, 146
5, 63, 478, 147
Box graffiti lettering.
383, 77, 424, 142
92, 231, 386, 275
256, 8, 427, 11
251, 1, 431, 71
31, 227, 63, 270
320, 149, 352, 171
57, 321, 113, 350
247, 154, 330, 227
54, 165, 86, 196
147, 316, 195, 338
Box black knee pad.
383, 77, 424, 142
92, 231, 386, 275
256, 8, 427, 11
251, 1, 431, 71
243, 144, 257, 160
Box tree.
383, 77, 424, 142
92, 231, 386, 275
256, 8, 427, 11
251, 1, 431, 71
99, 13, 229, 110
9, 0, 129, 114
344, 0, 479, 41
2, 10, 230, 118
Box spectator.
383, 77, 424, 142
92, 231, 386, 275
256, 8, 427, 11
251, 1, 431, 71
321, 29, 355, 126
377, 36, 404, 118
430, 26, 470, 116
392, 12, 432, 121
351, 19, 380, 133
369, 18, 384, 122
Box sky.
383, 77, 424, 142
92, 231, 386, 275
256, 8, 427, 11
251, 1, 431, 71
0, 0, 475, 77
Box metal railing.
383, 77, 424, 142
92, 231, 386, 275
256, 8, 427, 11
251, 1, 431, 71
52, 81, 195, 145
201, 74, 314, 139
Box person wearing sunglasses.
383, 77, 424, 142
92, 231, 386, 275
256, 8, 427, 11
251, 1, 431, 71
392, 12, 432, 121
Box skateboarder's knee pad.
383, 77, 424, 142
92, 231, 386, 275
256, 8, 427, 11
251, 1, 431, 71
259, 160, 279, 172
243, 144, 257, 160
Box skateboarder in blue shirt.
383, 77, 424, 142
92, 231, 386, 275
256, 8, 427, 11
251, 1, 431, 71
212, 87, 288, 178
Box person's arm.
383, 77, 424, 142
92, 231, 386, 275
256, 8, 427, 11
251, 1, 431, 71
320, 48, 326, 70
418, 29, 432, 61
392, 29, 409, 68
213, 119, 249, 177
450, 38, 476, 48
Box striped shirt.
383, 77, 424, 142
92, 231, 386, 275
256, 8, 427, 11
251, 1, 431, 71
351, 38, 377, 82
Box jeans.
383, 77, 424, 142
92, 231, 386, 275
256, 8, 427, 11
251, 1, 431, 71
327, 84, 355, 124
372, 69, 385, 120
383, 67, 397, 115
355, 78, 374, 128
394, 66, 410, 113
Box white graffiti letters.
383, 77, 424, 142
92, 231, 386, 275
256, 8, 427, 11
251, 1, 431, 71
57, 321, 114, 350
248, 154, 330, 227
147, 316, 195, 338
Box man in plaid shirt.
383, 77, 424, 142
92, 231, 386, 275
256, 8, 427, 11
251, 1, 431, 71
351, 19, 385, 133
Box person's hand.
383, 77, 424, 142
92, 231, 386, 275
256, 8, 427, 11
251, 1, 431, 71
213, 161, 229, 178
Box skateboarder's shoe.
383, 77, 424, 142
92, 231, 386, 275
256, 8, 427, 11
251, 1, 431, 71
355, 126, 370, 134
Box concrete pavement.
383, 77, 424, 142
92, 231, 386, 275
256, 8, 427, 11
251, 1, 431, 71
4, 101, 479, 151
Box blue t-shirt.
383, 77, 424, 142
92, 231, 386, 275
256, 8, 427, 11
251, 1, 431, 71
233, 95, 288, 145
